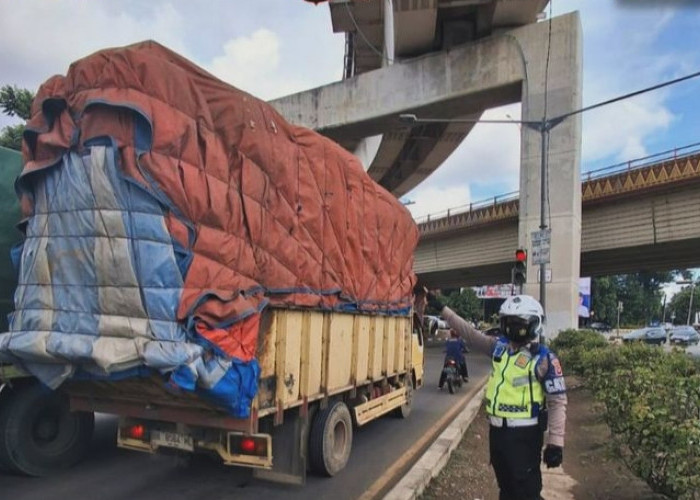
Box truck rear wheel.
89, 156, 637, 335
0, 382, 94, 476
308, 400, 352, 477
393, 375, 413, 419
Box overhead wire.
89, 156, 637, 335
544, 0, 553, 229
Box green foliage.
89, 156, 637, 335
592, 272, 677, 326
0, 123, 25, 151
668, 283, 699, 326
0, 85, 34, 152
0, 85, 34, 120
554, 330, 700, 498
443, 288, 482, 321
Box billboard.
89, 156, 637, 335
579, 277, 591, 318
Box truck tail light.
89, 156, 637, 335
229, 434, 268, 457
124, 424, 147, 440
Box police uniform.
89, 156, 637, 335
432, 300, 567, 500
486, 338, 566, 499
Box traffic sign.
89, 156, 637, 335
531, 229, 551, 265
535, 268, 552, 283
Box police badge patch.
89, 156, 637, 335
514, 354, 530, 368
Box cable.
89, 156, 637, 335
560, 69, 700, 120
344, 1, 394, 65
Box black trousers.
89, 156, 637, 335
489, 423, 544, 500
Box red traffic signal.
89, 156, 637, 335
513, 249, 527, 286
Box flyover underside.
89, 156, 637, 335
581, 238, 700, 277
418, 261, 513, 289
415, 180, 700, 286
418, 236, 700, 288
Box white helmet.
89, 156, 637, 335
499, 295, 544, 342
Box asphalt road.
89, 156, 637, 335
2, 345, 491, 500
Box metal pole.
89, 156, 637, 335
687, 283, 695, 325
539, 124, 548, 313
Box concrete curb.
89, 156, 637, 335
383, 383, 487, 500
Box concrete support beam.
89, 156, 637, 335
269, 37, 523, 143
510, 13, 582, 335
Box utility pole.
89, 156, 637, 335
522, 117, 564, 314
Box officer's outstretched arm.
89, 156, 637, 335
425, 290, 495, 356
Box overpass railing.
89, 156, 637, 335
582, 141, 700, 181
415, 142, 700, 231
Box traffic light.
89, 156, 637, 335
513, 249, 527, 286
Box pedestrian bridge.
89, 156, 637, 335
415, 145, 700, 288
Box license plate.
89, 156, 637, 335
151, 430, 194, 452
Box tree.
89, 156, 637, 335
443, 288, 482, 322
0, 85, 35, 151
591, 276, 618, 324
668, 282, 699, 325
0, 124, 25, 151
592, 271, 674, 326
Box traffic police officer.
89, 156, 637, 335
427, 291, 567, 500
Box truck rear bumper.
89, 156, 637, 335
118, 418, 272, 469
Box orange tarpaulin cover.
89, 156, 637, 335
20, 41, 418, 361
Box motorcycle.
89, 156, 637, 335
441, 356, 463, 394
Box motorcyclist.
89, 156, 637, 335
438, 329, 469, 389
427, 290, 567, 500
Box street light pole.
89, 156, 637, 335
675, 279, 696, 326
687, 282, 695, 326
522, 116, 563, 314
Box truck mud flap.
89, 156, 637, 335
253, 408, 310, 485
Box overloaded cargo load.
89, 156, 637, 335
0, 41, 419, 417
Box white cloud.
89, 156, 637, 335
0, 0, 190, 128
208, 29, 285, 99
582, 94, 675, 164
0, 0, 189, 89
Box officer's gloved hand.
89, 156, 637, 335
543, 444, 563, 468
424, 288, 445, 312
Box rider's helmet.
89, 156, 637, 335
499, 295, 544, 343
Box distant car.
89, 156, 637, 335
589, 322, 612, 333
423, 315, 449, 337
622, 327, 666, 345
669, 326, 700, 346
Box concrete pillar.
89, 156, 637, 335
510, 13, 583, 336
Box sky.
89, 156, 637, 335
1, 0, 699, 293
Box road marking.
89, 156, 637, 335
358, 374, 489, 500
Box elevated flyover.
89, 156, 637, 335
415, 146, 700, 287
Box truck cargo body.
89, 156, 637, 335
67, 308, 424, 482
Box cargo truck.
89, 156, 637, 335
0, 42, 423, 483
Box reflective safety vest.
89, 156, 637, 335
485, 342, 545, 419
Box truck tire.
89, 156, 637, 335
308, 400, 352, 477
393, 375, 413, 419
0, 382, 94, 476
